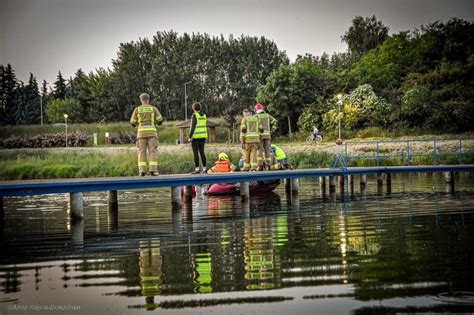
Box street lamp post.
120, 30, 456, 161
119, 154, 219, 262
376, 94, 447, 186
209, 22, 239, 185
336, 93, 343, 139
184, 81, 191, 121
64, 114, 68, 147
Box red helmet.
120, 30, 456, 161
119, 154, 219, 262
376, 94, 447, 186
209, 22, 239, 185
255, 104, 264, 111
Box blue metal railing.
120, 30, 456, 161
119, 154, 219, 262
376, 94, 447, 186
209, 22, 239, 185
344, 138, 474, 166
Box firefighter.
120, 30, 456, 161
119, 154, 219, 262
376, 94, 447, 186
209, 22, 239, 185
207, 152, 236, 173
270, 144, 290, 170
239, 109, 260, 171
130, 93, 163, 176
254, 104, 277, 171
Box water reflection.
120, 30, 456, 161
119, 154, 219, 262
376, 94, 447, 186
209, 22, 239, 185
0, 173, 473, 314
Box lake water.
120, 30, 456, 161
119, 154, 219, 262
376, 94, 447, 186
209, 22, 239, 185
1, 173, 474, 314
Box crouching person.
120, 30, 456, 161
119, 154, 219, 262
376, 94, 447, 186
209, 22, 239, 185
207, 152, 236, 173
270, 144, 290, 170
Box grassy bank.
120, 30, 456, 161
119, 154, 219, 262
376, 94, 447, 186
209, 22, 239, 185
1, 146, 471, 180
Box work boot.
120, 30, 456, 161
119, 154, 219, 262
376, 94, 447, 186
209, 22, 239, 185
149, 171, 159, 176
139, 172, 146, 176
256, 165, 264, 171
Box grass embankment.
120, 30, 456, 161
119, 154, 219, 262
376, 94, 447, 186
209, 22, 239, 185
1, 146, 471, 180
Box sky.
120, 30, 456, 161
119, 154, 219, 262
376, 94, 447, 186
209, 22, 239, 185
1, 0, 474, 86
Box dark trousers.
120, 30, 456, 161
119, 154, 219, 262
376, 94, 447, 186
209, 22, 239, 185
191, 138, 207, 167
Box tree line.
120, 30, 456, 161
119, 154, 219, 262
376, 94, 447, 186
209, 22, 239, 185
1, 17, 473, 135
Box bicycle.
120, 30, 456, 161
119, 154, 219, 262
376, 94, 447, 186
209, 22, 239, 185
306, 130, 322, 143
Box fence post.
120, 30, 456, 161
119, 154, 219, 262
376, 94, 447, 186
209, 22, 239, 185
433, 139, 438, 165
344, 142, 348, 166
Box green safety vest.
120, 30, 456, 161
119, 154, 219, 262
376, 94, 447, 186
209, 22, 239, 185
243, 115, 260, 142
192, 112, 208, 139
272, 145, 286, 160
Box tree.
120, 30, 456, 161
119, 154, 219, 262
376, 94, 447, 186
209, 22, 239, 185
24, 73, 41, 124
256, 60, 335, 135
323, 84, 392, 132
46, 98, 82, 123
342, 15, 389, 60
52, 71, 67, 99
0, 64, 18, 125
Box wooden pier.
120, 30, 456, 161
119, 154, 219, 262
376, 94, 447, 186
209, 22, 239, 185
1, 165, 473, 226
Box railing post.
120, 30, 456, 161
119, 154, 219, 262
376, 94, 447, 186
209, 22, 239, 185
344, 142, 348, 165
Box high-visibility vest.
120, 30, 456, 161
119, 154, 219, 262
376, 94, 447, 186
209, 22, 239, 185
137, 105, 158, 133
243, 115, 260, 142
256, 112, 272, 137
213, 161, 232, 172
271, 145, 286, 160
192, 112, 208, 139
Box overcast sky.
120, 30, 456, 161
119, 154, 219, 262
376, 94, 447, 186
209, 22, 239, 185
1, 0, 473, 85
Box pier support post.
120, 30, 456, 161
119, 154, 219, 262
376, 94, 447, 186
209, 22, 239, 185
444, 171, 455, 193
71, 220, 84, 248
377, 173, 383, 195
107, 190, 118, 231
348, 175, 354, 196
0, 197, 4, 240
338, 175, 345, 193
69, 192, 84, 221
329, 176, 336, 193
240, 182, 250, 201
284, 178, 291, 193
319, 177, 326, 197
360, 174, 367, 191
386, 173, 392, 195
171, 187, 182, 210
291, 178, 300, 195
184, 186, 193, 201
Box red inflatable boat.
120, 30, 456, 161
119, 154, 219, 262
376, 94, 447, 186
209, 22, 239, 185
182, 180, 280, 196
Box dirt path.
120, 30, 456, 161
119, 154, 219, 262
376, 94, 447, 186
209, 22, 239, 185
4, 136, 473, 158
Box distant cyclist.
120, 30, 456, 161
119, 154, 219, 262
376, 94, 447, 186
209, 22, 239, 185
306, 126, 322, 143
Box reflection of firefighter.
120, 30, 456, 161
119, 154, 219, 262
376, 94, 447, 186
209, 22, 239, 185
240, 109, 260, 171
270, 144, 290, 170
207, 152, 236, 173
139, 241, 162, 310
193, 252, 213, 293
254, 104, 277, 171
244, 218, 276, 290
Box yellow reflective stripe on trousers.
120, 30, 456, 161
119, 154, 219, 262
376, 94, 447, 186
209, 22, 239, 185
138, 162, 147, 166
149, 161, 158, 166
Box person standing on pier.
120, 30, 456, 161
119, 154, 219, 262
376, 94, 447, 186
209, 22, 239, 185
254, 103, 277, 171
240, 108, 260, 171
130, 93, 163, 176
188, 102, 208, 174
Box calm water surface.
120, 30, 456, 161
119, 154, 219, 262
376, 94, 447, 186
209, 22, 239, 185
1, 173, 474, 314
